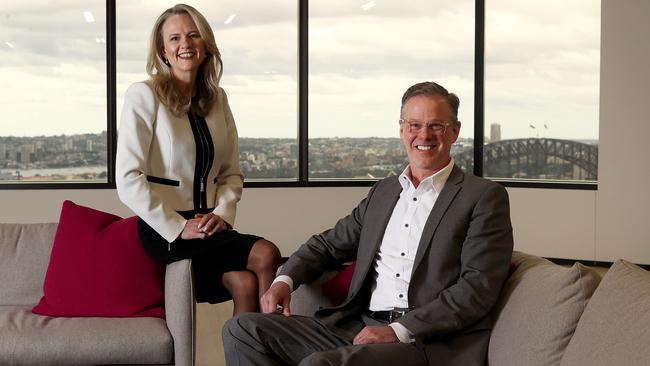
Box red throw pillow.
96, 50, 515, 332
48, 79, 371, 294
321, 262, 356, 306
32, 200, 165, 318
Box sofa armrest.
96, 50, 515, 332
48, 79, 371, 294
165, 259, 195, 366
290, 270, 339, 317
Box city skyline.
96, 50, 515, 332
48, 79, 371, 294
0, 131, 597, 182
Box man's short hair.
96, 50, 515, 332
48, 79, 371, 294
400, 81, 460, 124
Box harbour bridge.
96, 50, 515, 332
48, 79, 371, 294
454, 138, 598, 180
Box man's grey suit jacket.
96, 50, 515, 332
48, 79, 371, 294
281, 165, 514, 365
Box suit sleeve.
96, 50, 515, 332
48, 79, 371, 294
398, 183, 514, 340
211, 88, 244, 228
115, 82, 187, 243
279, 182, 381, 289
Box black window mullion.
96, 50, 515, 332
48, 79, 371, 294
298, 0, 309, 184
107, 0, 117, 187
474, 0, 485, 177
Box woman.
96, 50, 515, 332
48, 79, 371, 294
116, 4, 280, 314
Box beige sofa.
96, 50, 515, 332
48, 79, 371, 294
290, 251, 650, 366
0, 222, 196, 366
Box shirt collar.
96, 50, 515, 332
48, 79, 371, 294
399, 158, 455, 193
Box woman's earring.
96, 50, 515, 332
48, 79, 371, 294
163, 58, 171, 66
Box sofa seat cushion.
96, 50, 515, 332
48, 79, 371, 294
0, 306, 173, 366
487, 251, 602, 366
559, 260, 650, 366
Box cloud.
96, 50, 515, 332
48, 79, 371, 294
1, 0, 600, 141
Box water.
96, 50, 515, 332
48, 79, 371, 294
0, 166, 106, 180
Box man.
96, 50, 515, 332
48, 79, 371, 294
223, 81, 513, 366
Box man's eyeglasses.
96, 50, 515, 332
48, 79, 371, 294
399, 119, 450, 135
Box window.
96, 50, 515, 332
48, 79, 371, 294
0, 2, 108, 184
483, 0, 600, 183
116, 0, 298, 181
2, 0, 600, 189
308, 0, 475, 180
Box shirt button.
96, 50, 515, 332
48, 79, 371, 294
401, 252, 405, 256
413, 197, 417, 201
399, 294, 404, 298
404, 223, 409, 228
396, 273, 400, 277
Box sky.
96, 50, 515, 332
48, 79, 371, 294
1, 0, 600, 141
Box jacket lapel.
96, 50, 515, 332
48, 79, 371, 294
352, 178, 402, 291
412, 165, 464, 272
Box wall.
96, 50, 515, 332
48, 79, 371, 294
0, 187, 370, 256
595, 0, 650, 263
0, 0, 648, 264
0, 185, 607, 261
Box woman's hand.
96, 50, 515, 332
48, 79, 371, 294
180, 213, 228, 240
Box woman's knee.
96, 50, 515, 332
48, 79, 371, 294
247, 239, 281, 272
223, 270, 258, 295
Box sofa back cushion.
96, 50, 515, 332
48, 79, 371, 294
0, 222, 58, 306
559, 259, 650, 366
487, 251, 601, 366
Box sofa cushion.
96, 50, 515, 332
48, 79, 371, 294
559, 259, 650, 366
32, 200, 165, 318
0, 223, 58, 306
487, 252, 601, 366
290, 270, 340, 317
0, 306, 172, 366
321, 262, 356, 306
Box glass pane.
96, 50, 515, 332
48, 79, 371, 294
0, 2, 107, 183
116, 1, 298, 180
309, 0, 475, 179
485, 0, 600, 182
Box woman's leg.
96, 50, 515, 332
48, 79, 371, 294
222, 271, 259, 315
246, 239, 282, 298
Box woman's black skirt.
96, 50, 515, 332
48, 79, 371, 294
137, 211, 261, 304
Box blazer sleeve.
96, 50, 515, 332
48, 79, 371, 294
279, 181, 381, 289
211, 88, 244, 227
115, 82, 187, 243
397, 182, 514, 341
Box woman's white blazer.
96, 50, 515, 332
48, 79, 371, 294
116, 80, 243, 243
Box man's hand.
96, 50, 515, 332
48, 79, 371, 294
260, 282, 292, 316
353, 326, 399, 345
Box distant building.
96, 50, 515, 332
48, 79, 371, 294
490, 123, 501, 142
6, 149, 17, 162
0, 143, 5, 161
20, 144, 33, 163
86, 140, 93, 152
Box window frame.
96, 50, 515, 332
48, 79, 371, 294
1, 0, 596, 190
0, 0, 117, 190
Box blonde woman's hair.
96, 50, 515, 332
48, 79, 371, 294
146, 4, 223, 116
